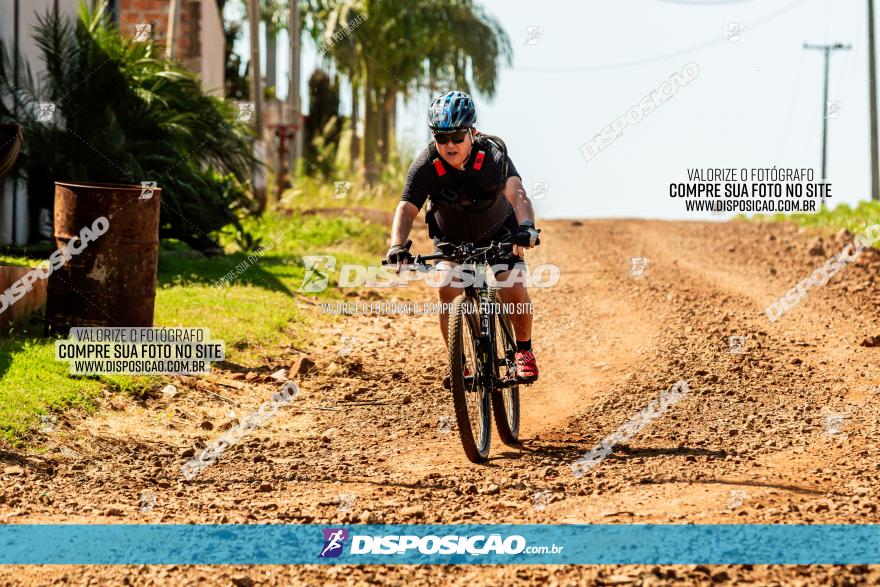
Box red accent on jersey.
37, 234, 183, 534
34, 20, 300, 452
473, 150, 485, 171
432, 158, 446, 176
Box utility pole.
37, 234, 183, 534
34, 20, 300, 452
288, 0, 303, 169
804, 42, 851, 206
10, 0, 19, 244
248, 0, 264, 132
248, 0, 267, 212
869, 0, 879, 200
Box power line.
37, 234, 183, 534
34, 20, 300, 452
775, 49, 806, 161
648, 0, 761, 5
512, 0, 810, 73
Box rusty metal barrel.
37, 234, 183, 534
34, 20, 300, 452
46, 182, 161, 333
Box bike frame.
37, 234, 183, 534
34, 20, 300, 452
434, 244, 519, 392
384, 241, 523, 461
460, 266, 497, 395
385, 241, 520, 391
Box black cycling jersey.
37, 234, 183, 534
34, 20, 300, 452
401, 134, 521, 243
401, 135, 520, 210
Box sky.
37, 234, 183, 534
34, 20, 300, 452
257, 0, 873, 220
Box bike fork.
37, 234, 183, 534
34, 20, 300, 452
476, 286, 495, 392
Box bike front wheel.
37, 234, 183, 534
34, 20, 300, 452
448, 294, 491, 463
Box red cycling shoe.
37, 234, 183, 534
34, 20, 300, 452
442, 364, 472, 390
515, 350, 539, 383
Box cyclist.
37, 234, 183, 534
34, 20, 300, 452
386, 90, 541, 383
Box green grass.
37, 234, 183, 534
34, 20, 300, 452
0, 255, 36, 268
155, 212, 385, 362
754, 200, 880, 234
279, 156, 406, 213
0, 338, 100, 443
0, 337, 158, 444
0, 243, 53, 268
0, 211, 387, 445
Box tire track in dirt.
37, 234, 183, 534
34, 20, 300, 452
544, 220, 880, 526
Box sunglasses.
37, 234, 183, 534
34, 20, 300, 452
433, 130, 470, 145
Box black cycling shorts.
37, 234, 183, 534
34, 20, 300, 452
433, 212, 525, 276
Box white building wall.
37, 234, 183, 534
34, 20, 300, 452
0, 0, 79, 245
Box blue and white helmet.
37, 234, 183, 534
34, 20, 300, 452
428, 91, 476, 132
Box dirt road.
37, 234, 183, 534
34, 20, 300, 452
2, 219, 880, 585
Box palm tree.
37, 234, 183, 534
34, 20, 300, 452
422, 2, 510, 97
307, 0, 510, 184
305, 0, 363, 171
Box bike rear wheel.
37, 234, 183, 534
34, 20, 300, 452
490, 295, 521, 444
448, 294, 491, 463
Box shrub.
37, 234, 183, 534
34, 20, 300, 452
0, 1, 258, 251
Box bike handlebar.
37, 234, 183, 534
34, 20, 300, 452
381, 241, 515, 268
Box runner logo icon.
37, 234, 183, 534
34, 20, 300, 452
319, 528, 349, 558
298, 256, 336, 293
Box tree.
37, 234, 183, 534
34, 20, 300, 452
220, 0, 250, 98
306, 0, 511, 184
0, 2, 258, 250
303, 69, 342, 177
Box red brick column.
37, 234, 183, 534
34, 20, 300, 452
117, 0, 201, 63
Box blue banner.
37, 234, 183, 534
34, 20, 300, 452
0, 524, 878, 565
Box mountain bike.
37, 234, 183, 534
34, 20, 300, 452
385, 241, 530, 463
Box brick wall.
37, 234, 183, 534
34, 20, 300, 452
117, 0, 201, 67
0, 265, 47, 330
